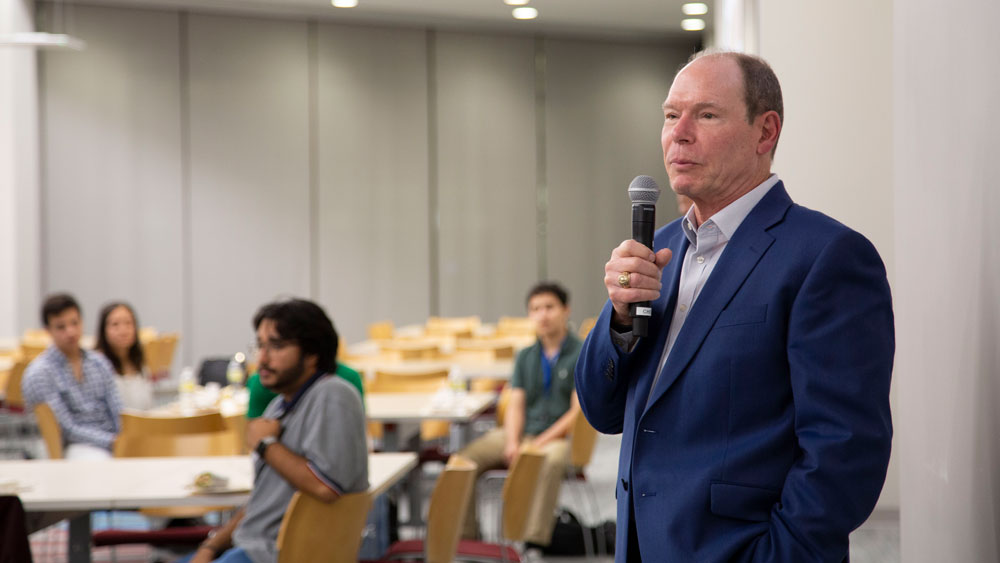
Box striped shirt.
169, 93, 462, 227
21, 346, 123, 450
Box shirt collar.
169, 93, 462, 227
681, 174, 780, 246
279, 370, 326, 416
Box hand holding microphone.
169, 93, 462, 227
604, 176, 672, 336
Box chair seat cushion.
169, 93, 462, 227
92, 525, 213, 546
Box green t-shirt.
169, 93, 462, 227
510, 333, 582, 436
245, 362, 365, 419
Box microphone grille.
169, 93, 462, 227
628, 175, 661, 204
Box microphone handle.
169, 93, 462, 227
630, 203, 656, 337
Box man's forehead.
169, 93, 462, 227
666, 56, 743, 103
257, 319, 280, 338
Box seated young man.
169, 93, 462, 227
457, 281, 583, 547
182, 298, 368, 563
21, 293, 123, 460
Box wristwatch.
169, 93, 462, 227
256, 435, 278, 459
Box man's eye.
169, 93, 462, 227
665, 113, 678, 120
701, 113, 716, 119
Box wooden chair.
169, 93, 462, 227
564, 409, 603, 555
454, 340, 515, 362
368, 368, 450, 443
276, 491, 372, 563
368, 367, 449, 393
1, 359, 27, 411
117, 411, 227, 437
95, 412, 242, 550
372, 455, 478, 563
0, 360, 33, 458
495, 317, 535, 337
367, 321, 395, 341
460, 448, 546, 562
34, 403, 63, 459
377, 340, 442, 362
425, 316, 479, 339
18, 340, 48, 362
577, 317, 598, 339
112, 412, 240, 514
144, 332, 179, 379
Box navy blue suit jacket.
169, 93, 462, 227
575, 182, 894, 562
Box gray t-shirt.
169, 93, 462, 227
233, 374, 369, 563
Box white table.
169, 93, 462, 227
365, 391, 495, 526
0, 452, 417, 563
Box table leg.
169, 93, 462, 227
449, 421, 471, 452
68, 512, 92, 563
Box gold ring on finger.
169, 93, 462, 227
618, 271, 631, 289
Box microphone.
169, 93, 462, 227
628, 175, 660, 337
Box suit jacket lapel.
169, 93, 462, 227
631, 228, 689, 421
641, 183, 793, 417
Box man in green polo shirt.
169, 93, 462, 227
458, 281, 582, 547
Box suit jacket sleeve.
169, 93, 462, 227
747, 229, 894, 562
574, 300, 633, 435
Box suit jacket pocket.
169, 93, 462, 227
710, 481, 780, 522
714, 305, 767, 328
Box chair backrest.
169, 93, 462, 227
425, 316, 479, 339
568, 409, 599, 470
144, 333, 179, 378
495, 385, 512, 426
120, 411, 227, 435
367, 321, 394, 340
114, 412, 240, 458
34, 403, 63, 459
376, 340, 442, 362
369, 367, 449, 393
3, 359, 27, 409
501, 448, 545, 542
496, 316, 535, 337
197, 357, 231, 386
426, 455, 478, 563
577, 317, 598, 339
454, 340, 515, 362
19, 341, 47, 362
276, 491, 372, 563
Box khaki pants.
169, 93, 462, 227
457, 427, 570, 546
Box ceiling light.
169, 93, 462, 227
681, 18, 706, 31
512, 7, 538, 19
0, 32, 86, 50
682, 3, 709, 16
504, 0, 530, 5
331, 0, 358, 7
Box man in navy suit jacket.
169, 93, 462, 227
575, 51, 894, 562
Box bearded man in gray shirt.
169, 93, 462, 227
182, 298, 368, 563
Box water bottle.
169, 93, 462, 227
448, 366, 466, 400
178, 366, 196, 410
226, 353, 246, 387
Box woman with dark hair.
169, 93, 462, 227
95, 302, 153, 410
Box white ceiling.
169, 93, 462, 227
76, 0, 712, 41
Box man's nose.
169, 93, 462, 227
671, 114, 695, 144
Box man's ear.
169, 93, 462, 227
756, 111, 781, 156
303, 353, 319, 374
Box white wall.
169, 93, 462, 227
0, 0, 41, 340
894, 0, 1000, 560
756, 0, 898, 512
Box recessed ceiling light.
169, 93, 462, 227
331, 0, 358, 7
512, 7, 538, 19
681, 18, 706, 31
504, 0, 530, 5
682, 3, 709, 16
